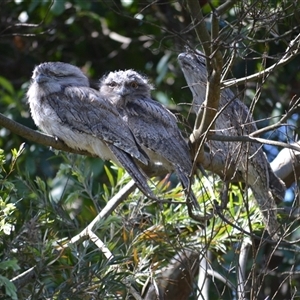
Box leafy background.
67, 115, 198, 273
0, 0, 300, 299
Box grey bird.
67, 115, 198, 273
27, 62, 155, 199
178, 50, 285, 239
99, 70, 201, 211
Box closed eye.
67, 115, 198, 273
47, 71, 56, 76
48, 71, 65, 78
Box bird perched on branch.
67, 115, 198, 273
178, 50, 285, 239
27, 62, 155, 199
99, 70, 202, 213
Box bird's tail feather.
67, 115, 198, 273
176, 167, 200, 210
267, 164, 286, 204
108, 144, 157, 200
251, 188, 281, 240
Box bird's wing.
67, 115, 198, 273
124, 96, 192, 173
45, 86, 148, 165
108, 144, 156, 199
124, 97, 200, 209
126, 98, 199, 209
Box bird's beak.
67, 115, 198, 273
117, 85, 129, 97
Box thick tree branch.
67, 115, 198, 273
0, 112, 91, 156
1, 102, 296, 190
186, 0, 211, 56
237, 237, 251, 300
186, 0, 222, 131
0, 112, 175, 178
198, 251, 210, 300
215, 0, 237, 15
271, 142, 300, 187
186, 0, 224, 171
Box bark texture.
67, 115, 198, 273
178, 50, 286, 239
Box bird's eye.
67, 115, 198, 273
47, 71, 64, 78
108, 81, 117, 87
130, 81, 138, 88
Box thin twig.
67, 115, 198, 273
249, 96, 300, 137
11, 266, 36, 287
0, 0, 54, 36
208, 134, 300, 152
207, 268, 236, 291
59, 179, 136, 248
223, 33, 300, 88
58, 179, 142, 299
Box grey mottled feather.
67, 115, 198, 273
45, 86, 149, 164
27, 62, 155, 199
99, 70, 199, 209
178, 50, 285, 239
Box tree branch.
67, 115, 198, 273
59, 179, 136, 248
223, 33, 300, 88
186, 0, 224, 170
271, 142, 300, 187
249, 96, 300, 137
209, 134, 300, 152
57, 179, 142, 300
186, 0, 211, 56
215, 0, 237, 15
237, 237, 251, 300
0, 112, 175, 178
0, 112, 92, 156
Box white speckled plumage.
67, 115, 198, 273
27, 62, 155, 198
99, 69, 199, 209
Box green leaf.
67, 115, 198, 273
156, 52, 171, 86
0, 77, 14, 95
51, 0, 66, 16
74, 0, 91, 10
0, 259, 20, 271
0, 275, 17, 300
64, 190, 80, 204
35, 176, 46, 193
102, 183, 110, 199
104, 165, 115, 188
116, 167, 125, 184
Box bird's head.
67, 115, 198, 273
99, 69, 153, 105
30, 62, 89, 95
178, 51, 208, 114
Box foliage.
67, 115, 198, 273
0, 145, 269, 299
0, 0, 300, 299
0, 145, 23, 300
